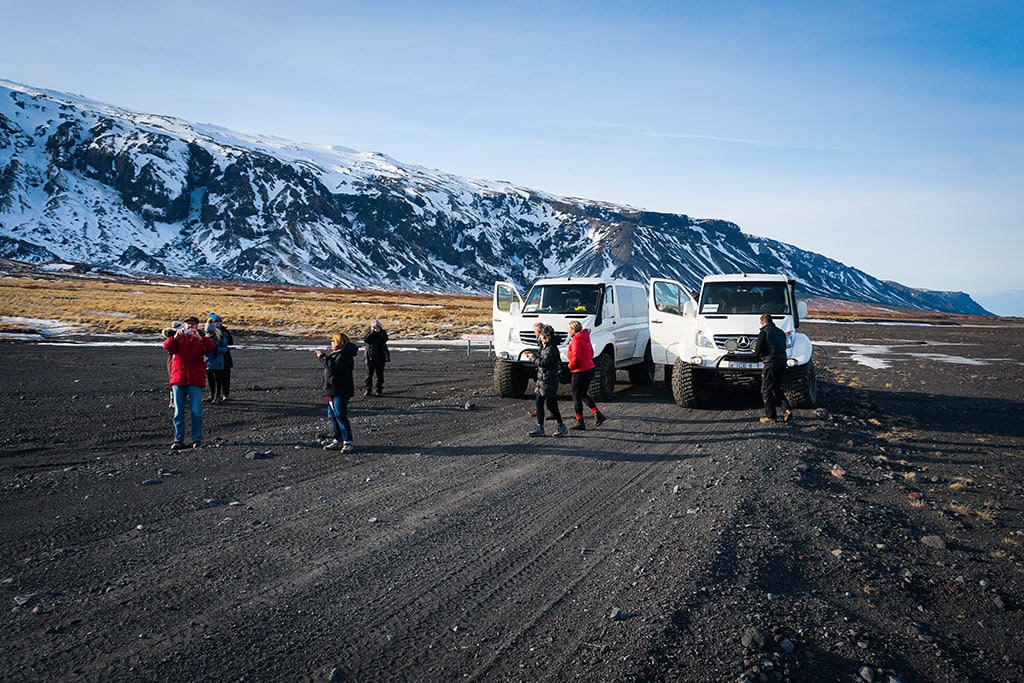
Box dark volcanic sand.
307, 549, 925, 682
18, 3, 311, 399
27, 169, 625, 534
1, 320, 1022, 682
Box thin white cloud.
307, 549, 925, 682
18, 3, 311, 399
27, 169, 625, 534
640, 131, 831, 150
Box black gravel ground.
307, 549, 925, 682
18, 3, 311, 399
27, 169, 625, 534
1, 319, 1022, 682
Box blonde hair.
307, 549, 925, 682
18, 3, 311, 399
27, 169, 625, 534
568, 320, 582, 333
331, 332, 350, 350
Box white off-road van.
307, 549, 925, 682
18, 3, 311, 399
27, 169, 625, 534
648, 273, 818, 408
492, 277, 654, 400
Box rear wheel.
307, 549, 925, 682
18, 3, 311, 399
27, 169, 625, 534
589, 352, 616, 401
671, 359, 703, 408
783, 360, 818, 408
494, 361, 529, 398
627, 344, 655, 385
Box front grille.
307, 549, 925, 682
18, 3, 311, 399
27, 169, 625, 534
519, 331, 566, 346
713, 335, 756, 355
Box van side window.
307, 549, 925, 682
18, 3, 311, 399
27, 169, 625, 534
496, 284, 517, 313
654, 281, 685, 315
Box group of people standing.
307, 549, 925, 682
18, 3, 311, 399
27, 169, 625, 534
162, 313, 234, 450
162, 312, 791, 453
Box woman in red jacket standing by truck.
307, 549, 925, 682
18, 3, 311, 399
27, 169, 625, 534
566, 320, 607, 430
163, 316, 216, 449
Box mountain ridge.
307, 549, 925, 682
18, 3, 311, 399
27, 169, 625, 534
0, 79, 991, 316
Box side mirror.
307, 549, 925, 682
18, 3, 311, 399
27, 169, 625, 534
797, 301, 808, 318
510, 301, 521, 316
683, 300, 696, 317
603, 301, 615, 320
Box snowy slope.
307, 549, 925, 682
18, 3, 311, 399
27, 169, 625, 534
0, 79, 990, 315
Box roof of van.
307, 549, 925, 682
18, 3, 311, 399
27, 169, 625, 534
701, 273, 790, 283
530, 277, 645, 287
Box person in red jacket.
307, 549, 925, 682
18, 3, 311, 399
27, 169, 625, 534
162, 315, 216, 449
566, 320, 607, 430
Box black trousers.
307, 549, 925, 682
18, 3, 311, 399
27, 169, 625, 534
570, 369, 597, 416
761, 362, 791, 419
365, 358, 386, 391
535, 392, 562, 424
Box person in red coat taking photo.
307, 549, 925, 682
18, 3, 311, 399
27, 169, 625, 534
163, 315, 216, 449
566, 320, 607, 430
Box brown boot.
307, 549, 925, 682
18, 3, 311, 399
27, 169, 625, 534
570, 417, 586, 430
593, 411, 606, 427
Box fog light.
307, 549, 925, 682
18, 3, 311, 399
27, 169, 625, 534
786, 358, 797, 367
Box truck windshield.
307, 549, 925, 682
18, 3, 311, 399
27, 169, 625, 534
699, 282, 790, 315
522, 284, 603, 314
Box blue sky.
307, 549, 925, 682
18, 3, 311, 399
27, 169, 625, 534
3, 0, 1022, 315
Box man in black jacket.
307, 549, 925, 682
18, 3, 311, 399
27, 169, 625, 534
363, 320, 390, 396
753, 313, 792, 423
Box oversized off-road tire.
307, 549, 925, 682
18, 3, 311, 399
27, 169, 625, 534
627, 344, 656, 386
671, 359, 703, 408
494, 361, 529, 398
783, 360, 818, 408
589, 352, 616, 402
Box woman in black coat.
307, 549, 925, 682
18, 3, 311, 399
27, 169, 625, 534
529, 325, 567, 437
315, 332, 359, 452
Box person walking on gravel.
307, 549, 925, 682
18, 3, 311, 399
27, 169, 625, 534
316, 332, 359, 452
566, 320, 606, 430
163, 315, 216, 449
753, 313, 792, 424
529, 324, 568, 437
363, 320, 390, 396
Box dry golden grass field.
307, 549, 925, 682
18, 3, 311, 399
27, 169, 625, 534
0, 267, 492, 340
0, 261, 1003, 340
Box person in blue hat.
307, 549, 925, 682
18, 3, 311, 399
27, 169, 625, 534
208, 313, 234, 401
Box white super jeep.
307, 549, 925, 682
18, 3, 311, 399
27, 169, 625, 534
492, 277, 655, 401
648, 273, 818, 408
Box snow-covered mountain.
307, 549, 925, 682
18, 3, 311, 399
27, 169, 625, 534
0, 79, 990, 315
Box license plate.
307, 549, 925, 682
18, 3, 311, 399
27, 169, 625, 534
730, 361, 759, 369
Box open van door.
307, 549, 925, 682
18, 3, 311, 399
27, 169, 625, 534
648, 278, 695, 365
493, 281, 522, 351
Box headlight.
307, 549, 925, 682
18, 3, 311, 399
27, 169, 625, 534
786, 331, 794, 349
696, 330, 714, 348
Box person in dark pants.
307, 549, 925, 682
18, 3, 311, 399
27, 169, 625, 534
208, 313, 234, 401
566, 320, 606, 429
528, 325, 568, 437
363, 320, 390, 396
316, 332, 359, 453
753, 313, 792, 423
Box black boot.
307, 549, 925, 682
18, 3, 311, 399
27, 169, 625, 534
593, 411, 606, 427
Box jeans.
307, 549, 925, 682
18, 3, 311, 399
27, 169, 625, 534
172, 384, 204, 443
328, 395, 353, 443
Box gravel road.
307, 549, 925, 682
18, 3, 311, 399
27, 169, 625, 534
1, 319, 1022, 682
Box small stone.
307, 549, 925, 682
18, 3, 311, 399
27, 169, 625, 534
245, 450, 274, 460
741, 627, 769, 651
859, 665, 876, 682
920, 535, 946, 550
609, 607, 628, 621
141, 479, 162, 486
779, 638, 795, 654
992, 595, 1007, 610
